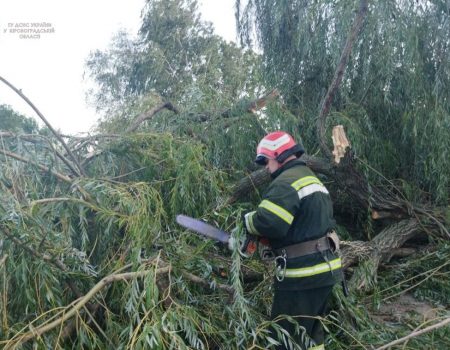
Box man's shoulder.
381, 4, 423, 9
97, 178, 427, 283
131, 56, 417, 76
278, 162, 314, 183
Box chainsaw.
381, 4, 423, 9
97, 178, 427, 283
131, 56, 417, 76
176, 214, 270, 257
176, 215, 348, 295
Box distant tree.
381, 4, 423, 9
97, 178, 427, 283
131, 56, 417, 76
0, 104, 39, 133
85, 0, 262, 116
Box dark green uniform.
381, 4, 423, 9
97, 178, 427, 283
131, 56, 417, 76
244, 159, 342, 350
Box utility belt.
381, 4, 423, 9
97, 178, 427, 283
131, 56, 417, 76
273, 231, 341, 282
274, 230, 340, 259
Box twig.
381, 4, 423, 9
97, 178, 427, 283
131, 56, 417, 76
0, 131, 81, 177
0, 75, 86, 176
0, 254, 8, 267
374, 317, 450, 350
0, 149, 72, 183
182, 271, 234, 294
413, 207, 450, 239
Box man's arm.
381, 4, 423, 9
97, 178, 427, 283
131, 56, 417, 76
244, 182, 299, 239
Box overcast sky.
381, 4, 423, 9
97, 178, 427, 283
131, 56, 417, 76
0, 0, 237, 134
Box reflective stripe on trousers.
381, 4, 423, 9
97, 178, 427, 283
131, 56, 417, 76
308, 344, 325, 350
283, 258, 342, 278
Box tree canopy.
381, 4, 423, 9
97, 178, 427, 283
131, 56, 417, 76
237, 0, 450, 203
0, 104, 39, 133
86, 0, 262, 117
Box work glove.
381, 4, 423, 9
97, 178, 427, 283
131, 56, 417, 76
257, 237, 275, 261
228, 227, 258, 257
228, 227, 274, 258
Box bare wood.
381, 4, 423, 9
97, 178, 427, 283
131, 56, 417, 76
0, 75, 85, 176
316, 0, 368, 159
126, 102, 178, 133
371, 210, 404, 220
331, 125, 350, 164
0, 149, 72, 183
390, 247, 417, 258
374, 317, 450, 350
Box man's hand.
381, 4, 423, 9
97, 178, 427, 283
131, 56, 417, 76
228, 228, 262, 257
256, 237, 275, 260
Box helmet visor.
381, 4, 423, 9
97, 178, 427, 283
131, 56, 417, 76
255, 155, 269, 165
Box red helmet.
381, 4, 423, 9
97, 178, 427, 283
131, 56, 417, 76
255, 131, 304, 165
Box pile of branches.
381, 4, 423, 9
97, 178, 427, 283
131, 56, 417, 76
1, 2, 449, 344
1, 75, 449, 349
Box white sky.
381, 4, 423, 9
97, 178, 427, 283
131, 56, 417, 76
0, 0, 237, 135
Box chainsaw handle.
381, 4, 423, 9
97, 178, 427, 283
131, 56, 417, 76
241, 235, 258, 255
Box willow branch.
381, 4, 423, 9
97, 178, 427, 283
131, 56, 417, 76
220, 88, 280, 119
0, 132, 81, 177
245, 88, 280, 114
0, 75, 85, 176
1, 226, 85, 301
0, 148, 72, 183
182, 271, 234, 294
0, 254, 8, 267
4, 266, 171, 349
316, 0, 368, 159
374, 317, 450, 350
126, 102, 178, 133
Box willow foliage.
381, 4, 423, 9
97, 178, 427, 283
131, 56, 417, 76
86, 0, 262, 117
237, 0, 450, 203
1, 126, 312, 349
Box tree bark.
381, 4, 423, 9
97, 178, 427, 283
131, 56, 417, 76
221, 89, 280, 118
126, 102, 178, 133
341, 219, 422, 268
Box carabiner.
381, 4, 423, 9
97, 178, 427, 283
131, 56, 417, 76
275, 250, 287, 282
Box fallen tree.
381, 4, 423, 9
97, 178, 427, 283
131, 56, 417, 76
1, 91, 449, 349
1, 0, 449, 346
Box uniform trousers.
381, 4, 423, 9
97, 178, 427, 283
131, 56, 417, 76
270, 285, 333, 350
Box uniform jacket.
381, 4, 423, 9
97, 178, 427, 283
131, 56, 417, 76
244, 159, 342, 290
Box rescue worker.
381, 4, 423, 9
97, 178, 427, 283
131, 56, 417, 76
242, 131, 342, 350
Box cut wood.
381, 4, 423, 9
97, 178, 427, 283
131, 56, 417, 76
331, 125, 350, 164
